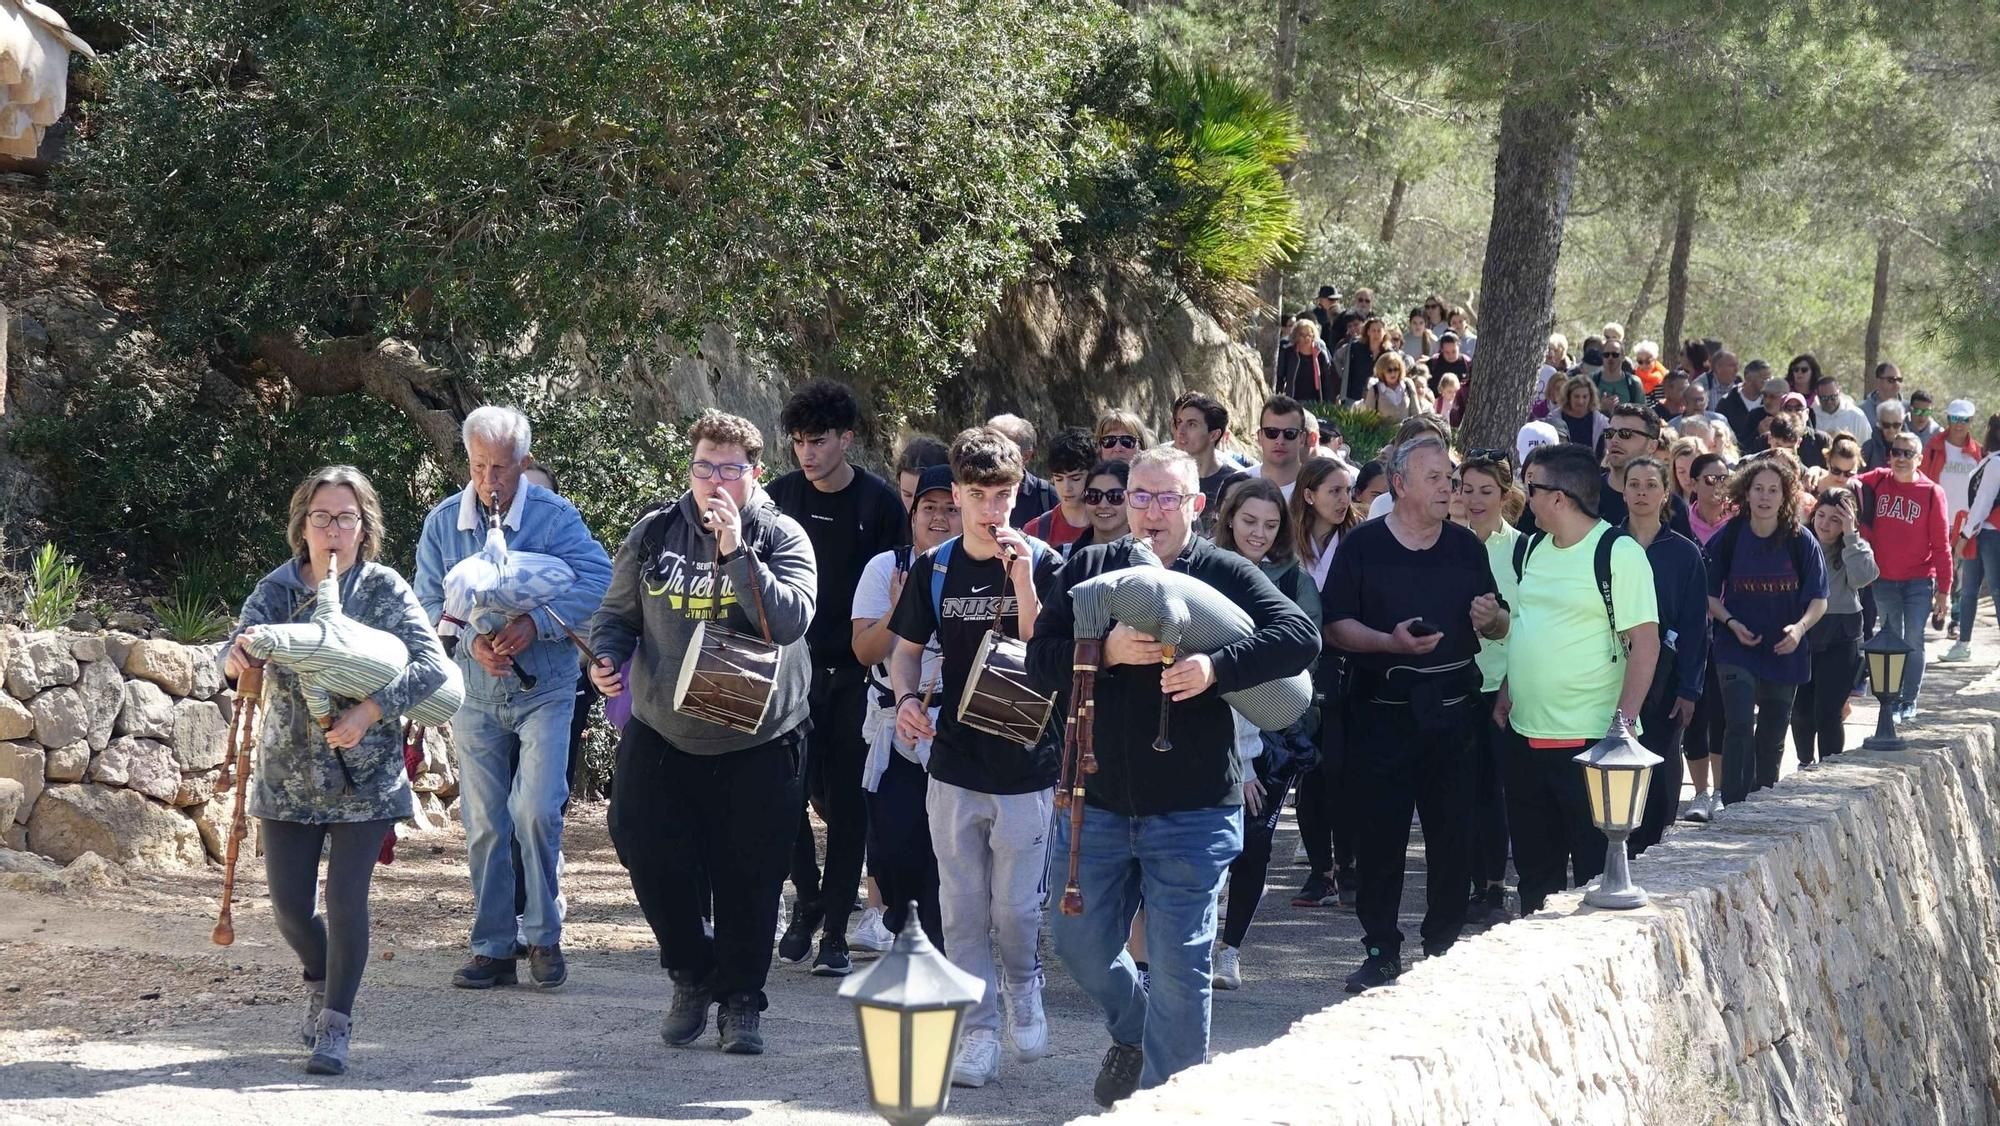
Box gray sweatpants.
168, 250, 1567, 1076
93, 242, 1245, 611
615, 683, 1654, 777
926, 779, 1053, 1035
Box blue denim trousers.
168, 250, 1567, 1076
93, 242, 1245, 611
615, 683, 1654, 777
1874, 576, 1934, 708
1050, 802, 1242, 1090
1954, 529, 2000, 641
456, 690, 575, 955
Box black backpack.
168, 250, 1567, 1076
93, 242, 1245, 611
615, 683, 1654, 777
1708, 516, 1807, 589
1512, 526, 1631, 663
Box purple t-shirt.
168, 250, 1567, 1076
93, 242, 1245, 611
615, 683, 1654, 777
1706, 522, 1829, 684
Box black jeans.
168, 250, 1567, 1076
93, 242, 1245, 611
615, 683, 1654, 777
1469, 693, 1510, 886
610, 719, 805, 1008
1503, 727, 1606, 913
1792, 613, 1861, 766
1717, 663, 1797, 805
1222, 754, 1302, 949
865, 751, 942, 950
1349, 698, 1474, 956
1629, 694, 1686, 857
789, 665, 869, 936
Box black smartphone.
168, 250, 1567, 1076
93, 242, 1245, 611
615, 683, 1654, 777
1408, 620, 1442, 638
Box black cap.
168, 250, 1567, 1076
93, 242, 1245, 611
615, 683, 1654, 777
1317, 285, 1340, 300
915, 464, 954, 501
1317, 417, 1338, 443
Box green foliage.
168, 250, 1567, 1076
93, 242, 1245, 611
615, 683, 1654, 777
25, 543, 83, 630
149, 579, 233, 643
1312, 403, 1403, 465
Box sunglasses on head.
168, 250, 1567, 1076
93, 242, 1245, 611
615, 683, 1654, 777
1100, 434, 1139, 450
1081, 487, 1126, 505
1261, 426, 1303, 441
1462, 447, 1510, 463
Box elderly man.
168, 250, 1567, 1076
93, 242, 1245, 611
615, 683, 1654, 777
1028, 447, 1317, 1106
1863, 398, 1908, 470
416, 405, 612, 991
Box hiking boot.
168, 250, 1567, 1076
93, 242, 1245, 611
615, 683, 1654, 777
1343, 949, 1401, 994
851, 907, 895, 953
717, 994, 765, 1055
1464, 885, 1509, 927
1335, 867, 1359, 907
300, 977, 326, 1048
1091, 1042, 1144, 1107
451, 954, 517, 989
1002, 975, 1049, 1061
811, 934, 853, 977
1941, 640, 1972, 663
661, 979, 712, 1047
952, 1029, 1001, 1087
527, 944, 567, 989
778, 900, 822, 965
1211, 944, 1242, 990
1421, 939, 1455, 960
305, 1009, 351, 1076
1290, 872, 1335, 907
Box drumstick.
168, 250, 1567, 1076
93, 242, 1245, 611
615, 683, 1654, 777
541, 604, 612, 670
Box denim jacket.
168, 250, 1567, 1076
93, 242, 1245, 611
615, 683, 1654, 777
414, 482, 613, 706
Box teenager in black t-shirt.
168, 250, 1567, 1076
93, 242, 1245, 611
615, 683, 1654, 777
764, 380, 908, 977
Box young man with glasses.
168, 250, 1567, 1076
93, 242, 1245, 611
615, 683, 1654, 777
1028, 447, 1317, 1105
588, 409, 818, 1055
1811, 375, 1871, 440
1171, 391, 1249, 523
1860, 362, 1904, 429
1248, 394, 1310, 498
1907, 390, 1943, 445
1857, 433, 1952, 720
766, 379, 910, 977
1591, 343, 1646, 406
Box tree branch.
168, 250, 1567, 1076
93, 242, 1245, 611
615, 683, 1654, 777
252, 332, 483, 467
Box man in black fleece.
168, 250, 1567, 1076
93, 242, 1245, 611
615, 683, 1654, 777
1027, 447, 1318, 1108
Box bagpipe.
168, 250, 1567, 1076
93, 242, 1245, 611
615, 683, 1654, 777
438, 490, 579, 688
1056, 538, 1314, 915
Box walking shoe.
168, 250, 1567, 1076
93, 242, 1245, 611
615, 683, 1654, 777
951, 1029, 1001, 1088
1211, 944, 1242, 990
661, 980, 712, 1047
717, 994, 765, 1055
1335, 867, 1359, 908
1466, 885, 1510, 927
1091, 1042, 1144, 1107
1343, 949, 1401, 994
1421, 939, 1454, 959
300, 977, 326, 1048
527, 944, 567, 989
1941, 640, 1972, 663
1683, 793, 1712, 823
1291, 871, 1335, 907
305, 1009, 351, 1076
450, 954, 518, 989
811, 934, 853, 977
1002, 975, 1049, 1061
1708, 795, 1726, 818
851, 907, 895, 953
777, 900, 822, 965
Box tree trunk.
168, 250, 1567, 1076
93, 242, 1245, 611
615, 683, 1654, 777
1459, 90, 1584, 453
1380, 172, 1409, 245
252, 332, 483, 468
1626, 212, 1673, 329
1660, 185, 1698, 360
1863, 231, 1892, 381
1254, 0, 1305, 377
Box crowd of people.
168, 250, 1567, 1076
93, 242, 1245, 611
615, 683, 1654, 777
214, 297, 1994, 1106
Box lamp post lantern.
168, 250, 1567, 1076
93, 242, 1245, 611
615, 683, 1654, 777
838, 904, 983, 1126
1573, 716, 1663, 910
1863, 631, 1912, 750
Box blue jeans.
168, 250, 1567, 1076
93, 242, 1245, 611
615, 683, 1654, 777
457, 691, 575, 955
1874, 577, 1934, 708
1955, 530, 2000, 642
1050, 803, 1242, 1090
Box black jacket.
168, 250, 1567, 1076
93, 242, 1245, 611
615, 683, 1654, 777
1027, 535, 1319, 817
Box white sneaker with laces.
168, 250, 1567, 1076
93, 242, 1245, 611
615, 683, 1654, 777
851, 907, 894, 953
1002, 976, 1050, 1061
1941, 641, 1972, 663
952, 1029, 1001, 1088
1212, 945, 1242, 990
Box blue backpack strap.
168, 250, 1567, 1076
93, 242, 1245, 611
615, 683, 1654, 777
930, 536, 958, 624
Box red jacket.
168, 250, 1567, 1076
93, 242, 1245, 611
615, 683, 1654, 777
1857, 467, 1953, 586
1920, 431, 1984, 493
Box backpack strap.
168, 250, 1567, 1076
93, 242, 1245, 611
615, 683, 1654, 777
1594, 527, 1628, 662
930, 536, 958, 625
1511, 530, 1545, 582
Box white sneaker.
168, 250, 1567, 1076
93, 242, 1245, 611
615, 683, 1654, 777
952, 1029, 1001, 1088
1212, 945, 1242, 991
1708, 794, 1726, 819
1941, 641, 1972, 663
851, 907, 894, 953
1683, 792, 1712, 823
1002, 977, 1049, 1061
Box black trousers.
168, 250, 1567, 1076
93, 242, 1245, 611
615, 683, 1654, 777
1503, 727, 1607, 913
865, 751, 943, 950
609, 719, 804, 1007
1717, 663, 1796, 805
1469, 693, 1510, 886
789, 665, 870, 935
1792, 613, 1861, 766
1629, 695, 1686, 857
1349, 699, 1474, 956
1682, 660, 1725, 764
1222, 754, 1301, 948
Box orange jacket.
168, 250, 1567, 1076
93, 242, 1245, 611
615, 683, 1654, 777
1632, 360, 1667, 394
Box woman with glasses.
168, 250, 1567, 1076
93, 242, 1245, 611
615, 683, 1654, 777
1618, 457, 1709, 851
1784, 353, 1823, 398
1064, 460, 1132, 558
1792, 488, 1877, 767
1943, 414, 2000, 663
1680, 452, 1735, 820
1364, 351, 1430, 420
1288, 456, 1362, 909
1093, 409, 1150, 465
222, 466, 453, 1075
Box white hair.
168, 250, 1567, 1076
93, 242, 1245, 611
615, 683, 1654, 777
1877, 399, 1907, 422
1633, 340, 1660, 362
462, 405, 533, 461
1130, 446, 1198, 491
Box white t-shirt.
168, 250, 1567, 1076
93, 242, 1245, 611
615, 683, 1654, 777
1246, 462, 1298, 501
854, 550, 940, 691
1935, 438, 1981, 522
1368, 492, 1395, 520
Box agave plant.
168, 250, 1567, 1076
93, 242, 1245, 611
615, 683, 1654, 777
150, 576, 233, 644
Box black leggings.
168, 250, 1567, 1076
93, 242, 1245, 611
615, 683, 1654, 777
1791, 614, 1862, 765
1682, 660, 1725, 763
1222, 764, 1299, 949
262, 817, 397, 1016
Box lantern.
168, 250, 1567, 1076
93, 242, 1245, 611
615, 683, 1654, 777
1863, 632, 1912, 750
1573, 718, 1662, 910
838, 905, 983, 1126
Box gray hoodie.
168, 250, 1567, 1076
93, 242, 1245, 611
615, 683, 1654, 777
590, 489, 818, 754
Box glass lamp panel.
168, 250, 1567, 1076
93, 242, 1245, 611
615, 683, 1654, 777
1601, 769, 1637, 832
857, 1004, 904, 1110
908, 1008, 961, 1113
1583, 764, 1609, 827
1627, 769, 1652, 829
1885, 651, 1907, 695
1867, 650, 1887, 695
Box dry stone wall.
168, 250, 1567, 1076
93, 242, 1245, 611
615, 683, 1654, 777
1089, 713, 2000, 1124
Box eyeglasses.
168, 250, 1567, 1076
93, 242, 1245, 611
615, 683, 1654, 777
307, 511, 363, 530
1525, 482, 1574, 502
1827, 464, 1856, 477
1260, 427, 1303, 441
1127, 490, 1191, 511
1880, 420, 1904, 429
1100, 435, 1139, 450
1602, 351, 1623, 359
1697, 473, 1729, 485
1607, 427, 1658, 441
1881, 375, 1904, 384
1790, 365, 1812, 374
691, 460, 754, 480
1081, 487, 1127, 505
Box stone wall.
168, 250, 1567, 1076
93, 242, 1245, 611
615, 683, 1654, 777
0, 627, 459, 871
1090, 712, 2000, 1124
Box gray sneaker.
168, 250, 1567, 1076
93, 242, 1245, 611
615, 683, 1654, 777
306, 1009, 351, 1076
301, 978, 326, 1048
661, 980, 712, 1047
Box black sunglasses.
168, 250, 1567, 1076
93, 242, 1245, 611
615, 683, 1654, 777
1891, 448, 1919, 459
1462, 447, 1510, 463
1603, 351, 1623, 359
1081, 487, 1126, 505
1607, 426, 1658, 441
1261, 427, 1303, 441
1099, 434, 1139, 450
1698, 472, 1728, 485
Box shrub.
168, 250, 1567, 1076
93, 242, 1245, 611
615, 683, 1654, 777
1313, 403, 1403, 465
150, 578, 233, 643
25, 543, 83, 630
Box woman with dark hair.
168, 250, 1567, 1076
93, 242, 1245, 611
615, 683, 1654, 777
1352, 460, 1390, 514
1618, 457, 1708, 854
1791, 488, 1878, 767
1064, 460, 1130, 558
1342, 318, 1388, 405
1705, 457, 1829, 810
1288, 456, 1362, 909
1291, 456, 1360, 591
1784, 353, 1823, 397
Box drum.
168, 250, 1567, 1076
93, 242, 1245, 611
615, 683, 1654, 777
673, 621, 780, 734
957, 631, 1055, 747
